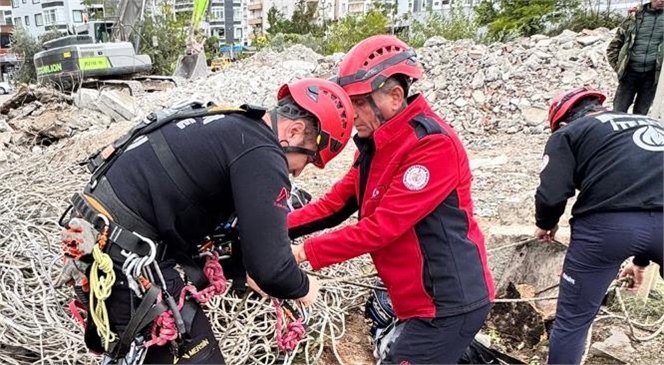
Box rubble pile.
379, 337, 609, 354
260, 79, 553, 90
137, 28, 619, 135
0, 28, 621, 160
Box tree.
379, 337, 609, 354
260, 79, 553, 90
323, 9, 388, 54
266, 5, 291, 35
290, 0, 323, 35
138, 5, 189, 75
10, 27, 63, 85
474, 0, 580, 41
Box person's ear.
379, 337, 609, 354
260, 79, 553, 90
390, 85, 405, 110
288, 120, 306, 139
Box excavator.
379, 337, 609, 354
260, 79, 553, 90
32, 0, 210, 95
172, 0, 210, 80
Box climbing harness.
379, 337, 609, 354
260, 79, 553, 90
58, 98, 310, 363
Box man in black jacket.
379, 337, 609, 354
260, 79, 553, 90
58, 78, 354, 364
534, 87, 663, 364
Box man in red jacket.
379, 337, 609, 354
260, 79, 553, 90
288, 35, 495, 364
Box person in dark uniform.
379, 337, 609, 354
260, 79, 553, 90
58, 78, 354, 364
288, 35, 495, 365
534, 87, 664, 365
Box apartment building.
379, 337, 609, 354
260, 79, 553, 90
174, 0, 250, 45
10, 0, 89, 37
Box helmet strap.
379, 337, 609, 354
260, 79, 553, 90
272, 108, 319, 160
367, 95, 386, 125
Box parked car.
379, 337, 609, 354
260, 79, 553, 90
0, 81, 13, 95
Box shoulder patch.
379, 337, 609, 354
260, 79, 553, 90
409, 114, 444, 139
403, 165, 430, 191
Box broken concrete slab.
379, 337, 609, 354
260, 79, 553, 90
0, 132, 10, 146
74, 88, 102, 112
98, 90, 140, 122
590, 330, 635, 364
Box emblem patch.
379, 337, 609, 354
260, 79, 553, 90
402, 165, 430, 191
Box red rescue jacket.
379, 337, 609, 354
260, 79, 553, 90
288, 95, 495, 320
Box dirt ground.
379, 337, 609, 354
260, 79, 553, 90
293, 131, 664, 365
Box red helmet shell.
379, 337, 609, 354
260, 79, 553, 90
548, 88, 607, 131
277, 78, 354, 168
335, 35, 423, 96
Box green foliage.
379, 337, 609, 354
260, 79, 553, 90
266, 0, 323, 36
10, 26, 65, 84
402, 6, 479, 47
322, 9, 388, 54
205, 35, 220, 59
138, 9, 189, 75
548, 0, 624, 35
475, 0, 560, 42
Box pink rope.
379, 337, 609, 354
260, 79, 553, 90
144, 251, 306, 352
272, 298, 306, 353
145, 252, 228, 348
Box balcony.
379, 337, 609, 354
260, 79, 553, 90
248, 17, 262, 25
248, 2, 261, 10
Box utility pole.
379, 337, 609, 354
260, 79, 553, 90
650, 69, 664, 120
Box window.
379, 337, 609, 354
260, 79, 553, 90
234, 27, 242, 39
11, 0, 18, 8
13, 17, 21, 26
44, 9, 57, 25
24, 15, 29, 26
35, 13, 43, 26
72, 10, 83, 23
233, 8, 241, 21
21, 0, 26, 4
211, 7, 224, 20
33, 0, 40, 4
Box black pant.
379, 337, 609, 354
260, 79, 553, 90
106, 262, 225, 364
613, 68, 658, 115
382, 303, 492, 365
548, 211, 663, 364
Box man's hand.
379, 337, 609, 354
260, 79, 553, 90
535, 224, 558, 242
246, 274, 268, 298
296, 275, 319, 307
292, 244, 308, 264
618, 262, 647, 292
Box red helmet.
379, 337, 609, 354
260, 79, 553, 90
335, 35, 423, 96
548, 87, 607, 131
277, 78, 354, 169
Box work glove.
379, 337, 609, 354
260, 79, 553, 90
61, 217, 98, 261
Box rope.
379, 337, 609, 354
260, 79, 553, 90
87, 226, 117, 351
272, 299, 306, 353
145, 251, 228, 348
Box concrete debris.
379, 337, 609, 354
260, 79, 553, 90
0, 29, 621, 147
590, 330, 636, 364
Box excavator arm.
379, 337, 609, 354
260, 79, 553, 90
173, 0, 211, 80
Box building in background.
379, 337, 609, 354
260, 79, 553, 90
0, 0, 15, 82
174, 0, 249, 46
10, 0, 89, 37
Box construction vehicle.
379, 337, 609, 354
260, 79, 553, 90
172, 0, 210, 80
32, 0, 181, 95
209, 56, 231, 72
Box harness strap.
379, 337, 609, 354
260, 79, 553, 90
71, 193, 153, 258
111, 285, 166, 358
148, 129, 202, 204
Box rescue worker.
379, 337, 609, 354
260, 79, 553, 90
58, 78, 354, 364
606, 0, 663, 115
534, 87, 663, 364
287, 35, 495, 364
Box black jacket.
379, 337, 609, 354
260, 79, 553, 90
535, 111, 664, 231
104, 112, 308, 299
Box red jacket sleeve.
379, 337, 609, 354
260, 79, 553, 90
288, 165, 359, 239
304, 134, 461, 270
